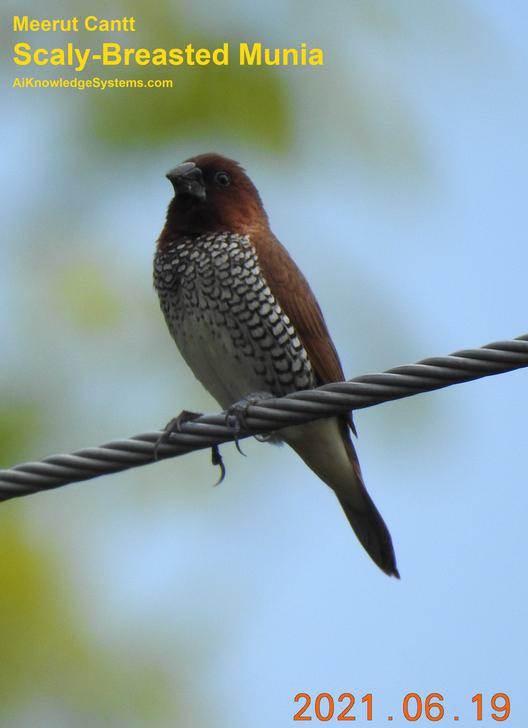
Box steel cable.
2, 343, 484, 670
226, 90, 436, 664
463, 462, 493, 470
1, 334, 526, 502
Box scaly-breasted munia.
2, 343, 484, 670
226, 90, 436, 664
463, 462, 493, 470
154, 153, 398, 577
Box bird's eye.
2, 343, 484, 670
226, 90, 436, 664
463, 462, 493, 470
215, 171, 231, 187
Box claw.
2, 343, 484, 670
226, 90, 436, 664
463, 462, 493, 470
211, 444, 226, 485
224, 407, 246, 456
153, 409, 202, 460
154, 410, 228, 485
234, 438, 246, 457
225, 412, 246, 456
225, 391, 274, 454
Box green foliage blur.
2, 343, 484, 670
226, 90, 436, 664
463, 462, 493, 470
2, 1, 296, 722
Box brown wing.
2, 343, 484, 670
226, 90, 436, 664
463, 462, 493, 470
252, 232, 357, 435
253, 232, 344, 383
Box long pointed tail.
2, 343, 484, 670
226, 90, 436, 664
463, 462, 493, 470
334, 473, 399, 578
282, 417, 399, 578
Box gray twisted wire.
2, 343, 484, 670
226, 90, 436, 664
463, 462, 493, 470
1, 334, 527, 502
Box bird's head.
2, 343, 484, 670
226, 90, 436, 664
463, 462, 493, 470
161, 153, 269, 239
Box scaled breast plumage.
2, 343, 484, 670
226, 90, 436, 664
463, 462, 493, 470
154, 232, 315, 407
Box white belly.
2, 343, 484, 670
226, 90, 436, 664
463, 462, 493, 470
174, 310, 267, 409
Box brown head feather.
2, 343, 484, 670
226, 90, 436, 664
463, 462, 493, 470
159, 153, 269, 241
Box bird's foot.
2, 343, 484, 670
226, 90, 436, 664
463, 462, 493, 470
154, 410, 227, 486
225, 391, 275, 455
153, 410, 202, 460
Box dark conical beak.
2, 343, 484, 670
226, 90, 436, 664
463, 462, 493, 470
166, 162, 206, 201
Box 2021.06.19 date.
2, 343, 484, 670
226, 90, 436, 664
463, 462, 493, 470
293, 692, 510, 722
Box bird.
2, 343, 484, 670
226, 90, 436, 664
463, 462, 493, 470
154, 153, 399, 577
